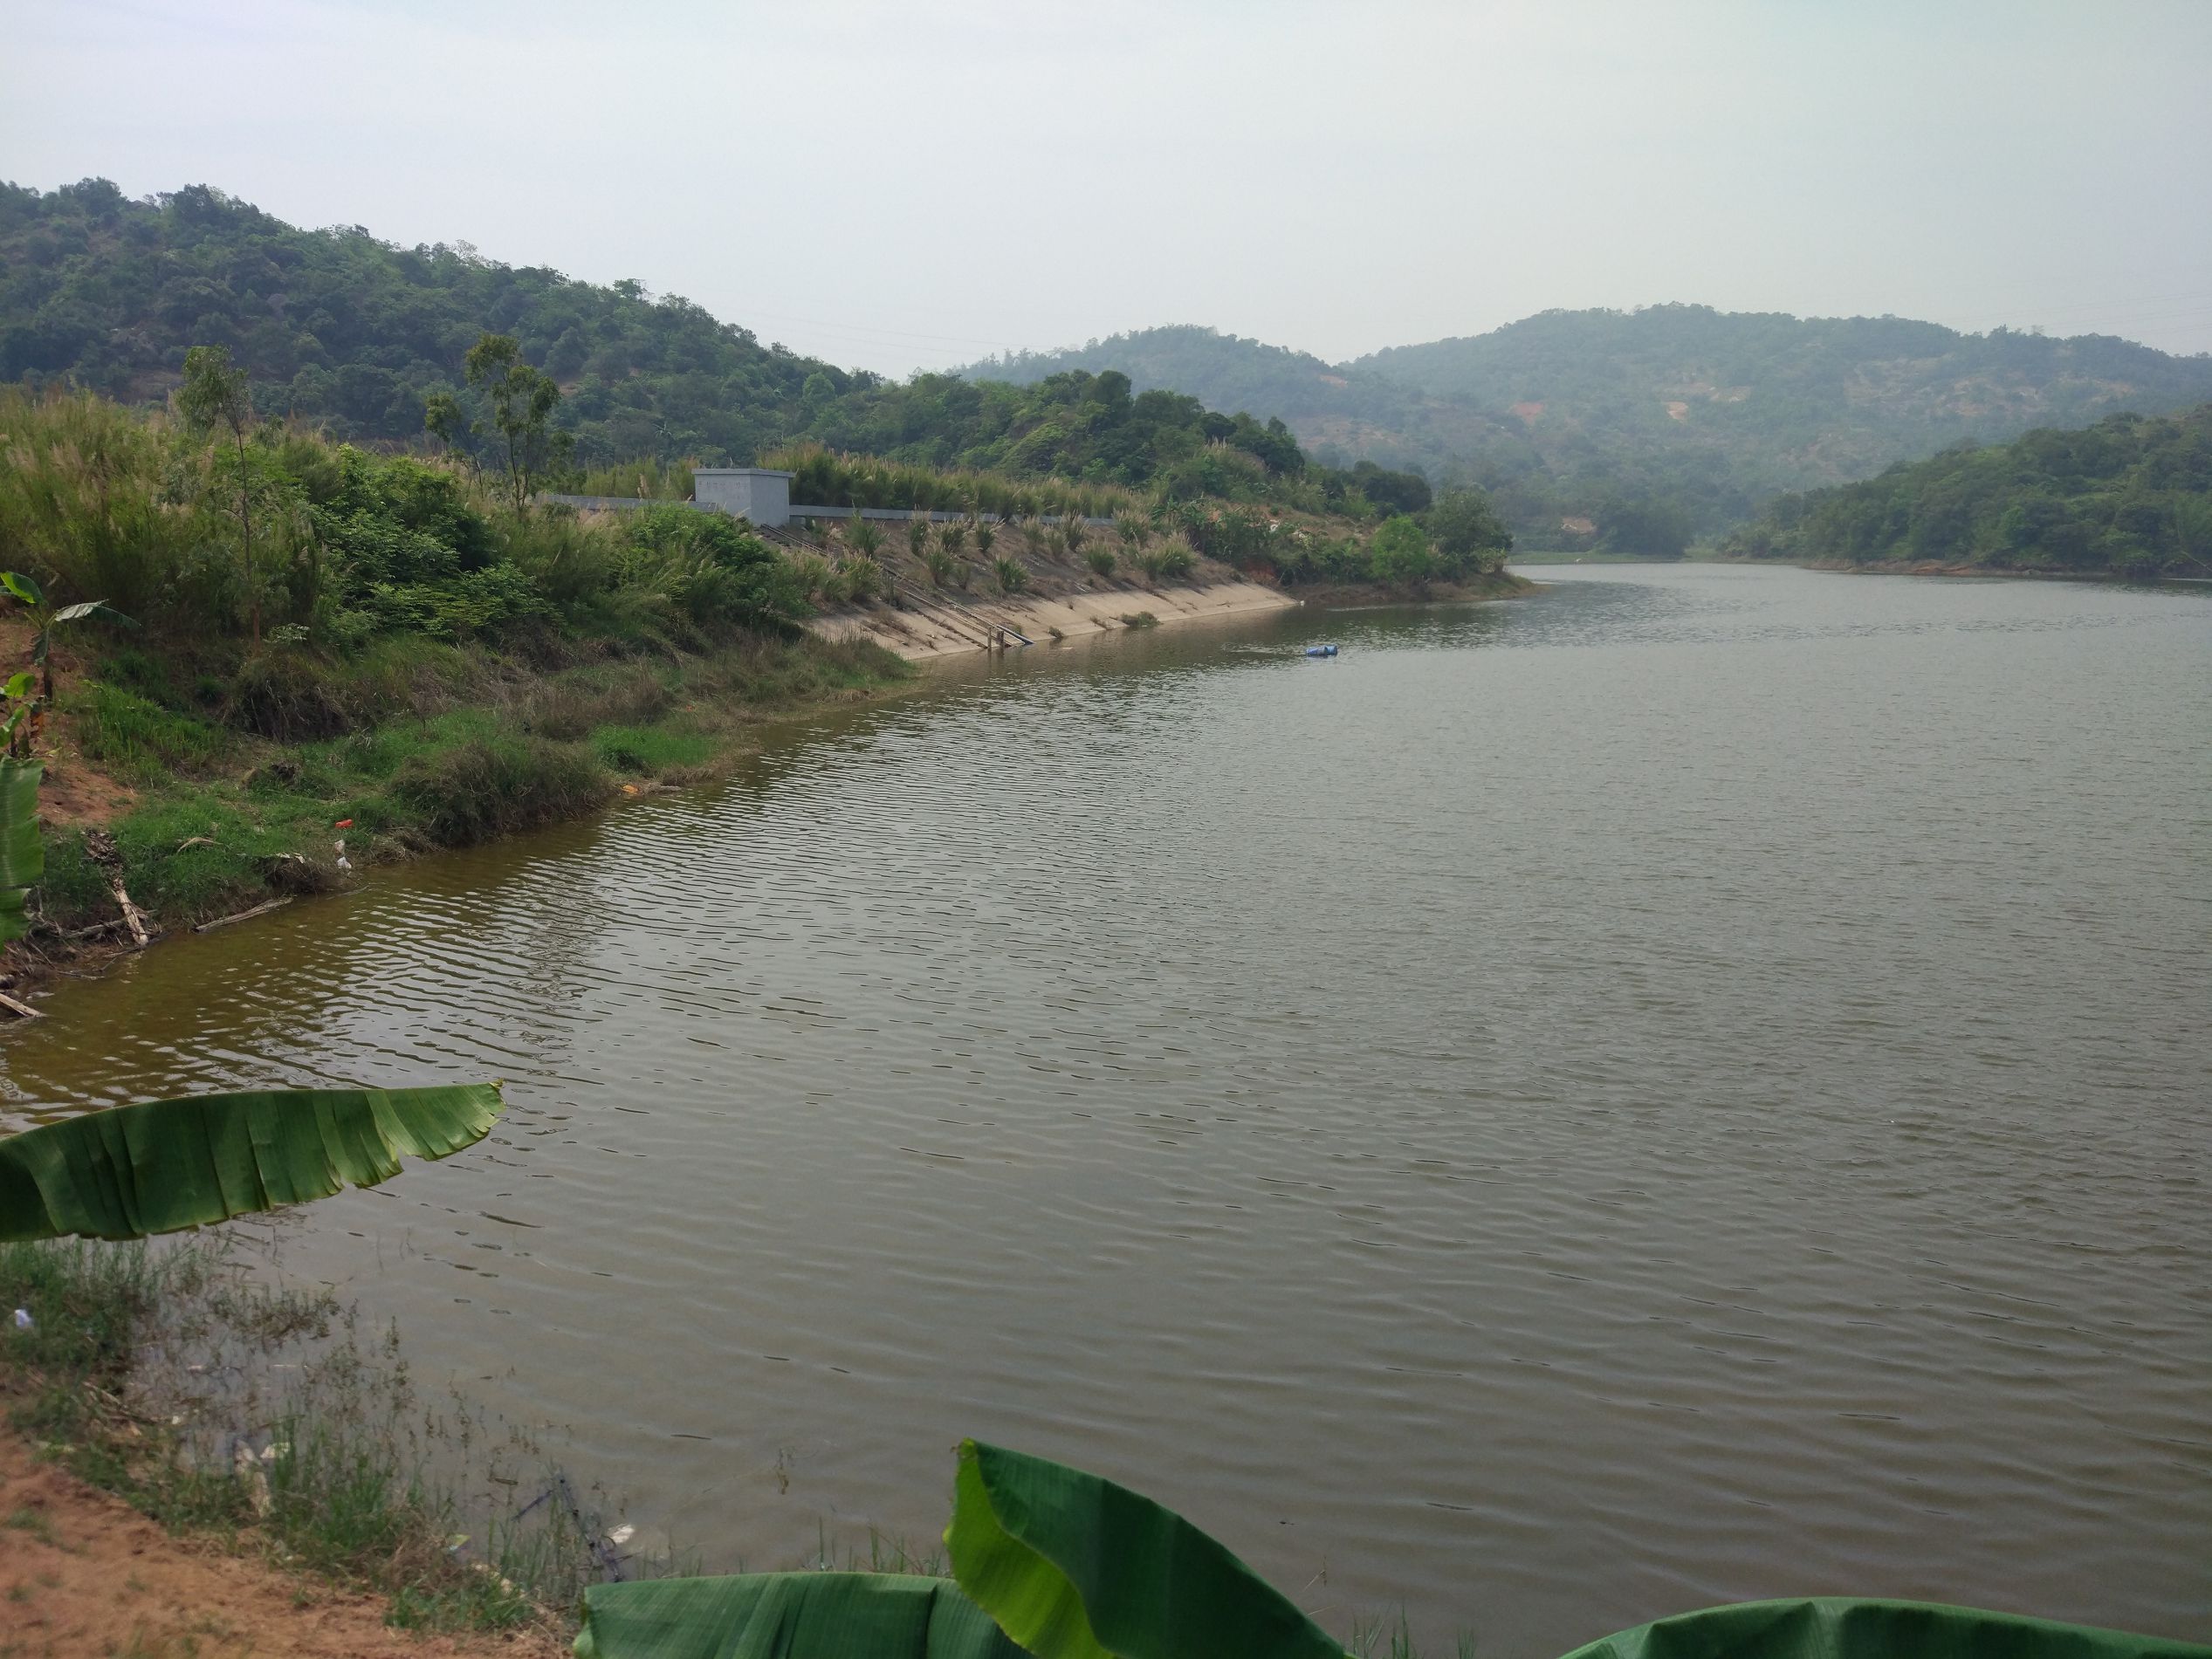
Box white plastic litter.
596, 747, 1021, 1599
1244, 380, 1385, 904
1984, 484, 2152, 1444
10, 1308, 31, 1332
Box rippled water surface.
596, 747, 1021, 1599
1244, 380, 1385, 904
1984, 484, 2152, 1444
5, 565, 2207, 1652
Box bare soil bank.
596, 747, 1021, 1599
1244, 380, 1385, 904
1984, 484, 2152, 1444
0, 1422, 567, 1659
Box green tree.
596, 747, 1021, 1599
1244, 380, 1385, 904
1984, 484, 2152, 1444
1367, 515, 1434, 584
175, 344, 264, 644
464, 333, 563, 512
1597, 492, 1693, 559
422, 390, 471, 456
1424, 489, 1515, 576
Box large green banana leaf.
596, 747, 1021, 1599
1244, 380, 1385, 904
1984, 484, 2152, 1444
574, 1571, 1027, 1659
0, 1083, 504, 1242
944, 1438, 1347, 1659
1556, 1598, 2209, 1659
0, 758, 43, 946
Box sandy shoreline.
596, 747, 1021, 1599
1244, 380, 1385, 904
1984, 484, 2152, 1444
806, 579, 1301, 661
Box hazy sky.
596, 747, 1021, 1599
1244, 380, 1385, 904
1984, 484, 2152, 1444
7, 0, 2210, 376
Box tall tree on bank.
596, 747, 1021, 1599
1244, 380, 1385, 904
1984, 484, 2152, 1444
175, 345, 263, 645
464, 332, 565, 512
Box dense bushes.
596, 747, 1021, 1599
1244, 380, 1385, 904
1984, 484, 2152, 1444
0, 386, 814, 662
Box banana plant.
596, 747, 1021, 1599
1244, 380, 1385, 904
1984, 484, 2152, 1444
0, 1082, 505, 1243
2, 569, 135, 709
574, 1441, 2205, 1659
0, 749, 40, 945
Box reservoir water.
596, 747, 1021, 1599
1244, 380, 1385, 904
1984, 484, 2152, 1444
3, 564, 2206, 1652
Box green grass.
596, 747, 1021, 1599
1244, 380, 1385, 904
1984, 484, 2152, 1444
593, 723, 714, 775
66, 684, 233, 785
32, 628, 910, 933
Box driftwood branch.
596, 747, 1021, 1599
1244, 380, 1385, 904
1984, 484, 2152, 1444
191, 896, 292, 933
82, 828, 154, 949
0, 989, 43, 1019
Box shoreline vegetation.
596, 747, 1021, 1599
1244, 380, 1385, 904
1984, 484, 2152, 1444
0, 1231, 587, 1652
0, 371, 1522, 996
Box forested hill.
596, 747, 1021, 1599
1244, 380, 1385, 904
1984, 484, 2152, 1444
966, 312, 2212, 545
1720, 405, 2212, 578
0, 179, 1311, 493
965, 326, 1538, 490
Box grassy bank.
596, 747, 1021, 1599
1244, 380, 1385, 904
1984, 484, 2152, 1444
24, 625, 906, 949
0, 1233, 596, 1638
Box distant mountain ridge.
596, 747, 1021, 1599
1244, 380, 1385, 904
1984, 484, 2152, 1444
965, 310, 2212, 541
10, 176, 2209, 545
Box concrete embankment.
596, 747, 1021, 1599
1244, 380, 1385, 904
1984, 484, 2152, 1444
807, 579, 1299, 662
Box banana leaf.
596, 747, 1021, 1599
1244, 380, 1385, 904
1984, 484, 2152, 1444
574, 1571, 1027, 1659
0, 758, 43, 946
945, 1438, 1347, 1659
0, 1083, 504, 1242
1557, 1598, 2210, 1659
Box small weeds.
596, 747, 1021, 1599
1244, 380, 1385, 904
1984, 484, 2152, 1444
1119, 611, 1159, 628
0, 1235, 598, 1637
4, 1508, 58, 1547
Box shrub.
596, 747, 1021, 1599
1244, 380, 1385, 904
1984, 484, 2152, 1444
839, 557, 883, 602
992, 557, 1027, 595
1155, 538, 1196, 581
1423, 489, 1515, 576
622, 504, 806, 627
786, 552, 835, 605
1060, 515, 1087, 555
1368, 515, 1436, 584
226, 649, 362, 739
389, 737, 610, 847
919, 545, 956, 587
1084, 545, 1116, 580
500, 509, 618, 614
938, 519, 968, 557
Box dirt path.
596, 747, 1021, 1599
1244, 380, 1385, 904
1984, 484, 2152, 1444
0, 1429, 570, 1659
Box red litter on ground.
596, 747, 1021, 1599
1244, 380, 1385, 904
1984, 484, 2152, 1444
333, 818, 354, 828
